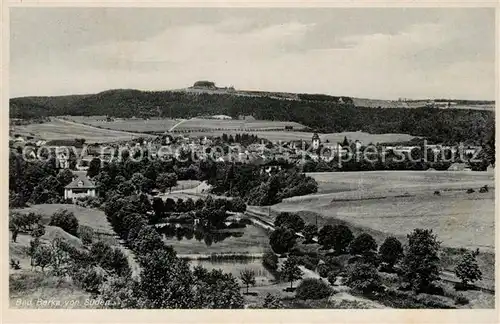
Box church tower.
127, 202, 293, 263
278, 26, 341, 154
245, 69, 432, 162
312, 133, 321, 150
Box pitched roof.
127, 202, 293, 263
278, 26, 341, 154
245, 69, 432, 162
65, 171, 96, 189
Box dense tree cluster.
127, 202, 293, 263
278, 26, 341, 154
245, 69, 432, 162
9, 154, 75, 207
212, 165, 318, 205
218, 133, 263, 146
99, 187, 244, 308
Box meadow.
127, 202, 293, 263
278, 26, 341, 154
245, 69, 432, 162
274, 171, 495, 252
15, 115, 416, 145
173, 118, 306, 131
67, 116, 180, 132
11, 204, 114, 235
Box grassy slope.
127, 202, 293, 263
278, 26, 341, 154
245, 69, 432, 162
11, 204, 114, 235
11, 118, 144, 143
252, 171, 495, 290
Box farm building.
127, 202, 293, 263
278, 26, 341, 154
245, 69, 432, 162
447, 163, 472, 171
64, 171, 97, 201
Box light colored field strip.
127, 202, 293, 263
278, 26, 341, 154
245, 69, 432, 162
54, 117, 155, 138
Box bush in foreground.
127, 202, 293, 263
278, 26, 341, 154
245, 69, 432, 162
378, 237, 403, 272
345, 261, 383, 295
263, 293, 283, 309
49, 209, 79, 236
454, 251, 482, 288
295, 278, 333, 300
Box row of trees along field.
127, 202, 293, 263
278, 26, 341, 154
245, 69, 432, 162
264, 212, 484, 307
10, 90, 494, 144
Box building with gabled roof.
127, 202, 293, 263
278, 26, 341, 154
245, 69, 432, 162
64, 171, 97, 201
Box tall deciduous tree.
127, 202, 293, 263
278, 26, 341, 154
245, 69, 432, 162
454, 251, 482, 288
379, 237, 403, 272
157, 172, 178, 193
269, 227, 296, 255
239, 269, 256, 294
401, 229, 441, 292
281, 257, 303, 289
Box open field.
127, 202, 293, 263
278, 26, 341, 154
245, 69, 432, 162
64, 116, 306, 133
274, 171, 494, 252
11, 118, 149, 143
11, 204, 114, 235
174, 118, 307, 131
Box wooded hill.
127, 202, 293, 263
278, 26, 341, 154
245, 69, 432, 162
10, 89, 494, 144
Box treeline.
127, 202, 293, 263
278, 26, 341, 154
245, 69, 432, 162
10, 89, 494, 144
218, 133, 263, 146
9, 154, 75, 207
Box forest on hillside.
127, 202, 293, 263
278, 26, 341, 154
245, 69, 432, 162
10, 89, 495, 144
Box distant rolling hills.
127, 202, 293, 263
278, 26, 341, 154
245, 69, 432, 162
9, 86, 494, 144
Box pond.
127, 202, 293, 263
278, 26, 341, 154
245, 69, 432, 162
188, 258, 275, 286
158, 223, 270, 255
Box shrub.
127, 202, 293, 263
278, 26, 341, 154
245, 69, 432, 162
295, 278, 333, 300
345, 261, 383, 295
349, 233, 378, 256
302, 224, 318, 243
78, 225, 95, 246
49, 209, 79, 236
318, 224, 353, 254
10, 258, 21, 270
454, 294, 470, 306
317, 264, 330, 278
75, 266, 106, 294
466, 188, 475, 194
433, 190, 441, 196
479, 185, 489, 193
262, 250, 279, 272
378, 237, 403, 272
33, 244, 54, 272
9, 212, 43, 242
263, 293, 282, 309
274, 212, 305, 233
269, 227, 296, 255
327, 271, 338, 286
454, 251, 482, 287
297, 255, 319, 271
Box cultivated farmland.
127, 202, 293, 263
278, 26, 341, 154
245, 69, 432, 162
273, 171, 495, 252
11, 118, 149, 143
66, 116, 180, 132
173, 118, 306, 131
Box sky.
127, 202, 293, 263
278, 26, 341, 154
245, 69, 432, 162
10, 8, 496, 100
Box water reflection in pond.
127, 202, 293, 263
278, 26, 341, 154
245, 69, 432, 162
159, 224, 245, 246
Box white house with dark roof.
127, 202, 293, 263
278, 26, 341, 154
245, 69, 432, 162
64, 171, 97, 201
